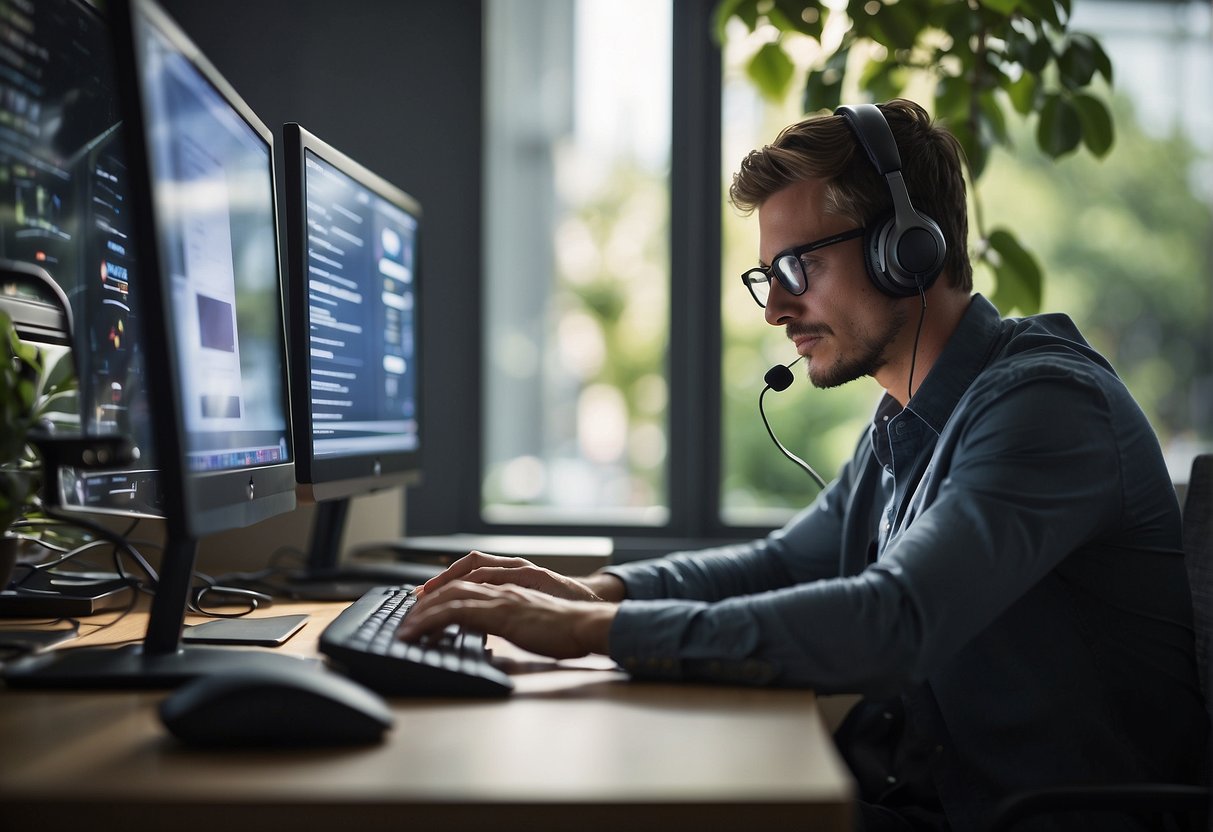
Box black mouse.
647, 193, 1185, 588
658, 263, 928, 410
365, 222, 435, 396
160, 667, 394, 748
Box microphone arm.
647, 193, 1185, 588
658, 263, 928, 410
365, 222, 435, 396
759, 356, 827, 490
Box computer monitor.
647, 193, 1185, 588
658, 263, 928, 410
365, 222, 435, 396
4, 0, 313, 686
282, 124, 422, 503
0, 0, 161, 519
277, 124, 436, 595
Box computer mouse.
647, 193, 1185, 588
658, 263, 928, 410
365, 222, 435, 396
159, 667, 394, 748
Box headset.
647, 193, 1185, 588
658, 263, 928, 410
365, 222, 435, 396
834, 103, 947, 298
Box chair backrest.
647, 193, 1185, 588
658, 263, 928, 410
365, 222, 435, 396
1182, 454, 1213, 711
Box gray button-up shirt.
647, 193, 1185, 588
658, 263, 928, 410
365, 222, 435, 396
604, 294, 1207, 828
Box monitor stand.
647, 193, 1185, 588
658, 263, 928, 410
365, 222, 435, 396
274, 500, 441, 601
2, 534, 320, 688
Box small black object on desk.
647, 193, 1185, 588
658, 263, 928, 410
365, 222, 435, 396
159, 666, 394, 748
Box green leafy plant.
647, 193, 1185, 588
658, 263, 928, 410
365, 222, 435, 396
714, 0, 1116, 315
1, 309, 78, 534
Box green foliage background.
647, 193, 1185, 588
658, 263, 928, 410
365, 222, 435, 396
722, 91, 1212, 515
717, 3, 1212, 517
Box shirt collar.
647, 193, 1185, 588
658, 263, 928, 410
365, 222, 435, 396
890, 294, 1004, 435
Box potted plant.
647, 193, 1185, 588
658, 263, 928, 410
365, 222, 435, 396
0, 308, 78, 587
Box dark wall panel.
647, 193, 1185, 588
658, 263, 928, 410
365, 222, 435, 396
157, 0, 482, 533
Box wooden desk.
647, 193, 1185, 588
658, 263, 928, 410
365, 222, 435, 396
0, 601, 853, 832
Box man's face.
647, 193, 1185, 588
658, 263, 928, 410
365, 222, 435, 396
757, 179, 906, 390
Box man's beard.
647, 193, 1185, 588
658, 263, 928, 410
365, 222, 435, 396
802, 306, 908, 390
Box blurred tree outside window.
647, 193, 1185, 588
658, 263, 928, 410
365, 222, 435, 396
482, 0, 672, 525
720, 0, 1213, 523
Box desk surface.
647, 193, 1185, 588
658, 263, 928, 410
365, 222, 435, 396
0, 601, 853, 832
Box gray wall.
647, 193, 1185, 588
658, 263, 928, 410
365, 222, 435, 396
160, 0, 482, 537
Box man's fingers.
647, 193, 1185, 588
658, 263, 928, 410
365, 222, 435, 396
398, 597, 505, 642
420, 550, 529, 594
400, 580, 520, 640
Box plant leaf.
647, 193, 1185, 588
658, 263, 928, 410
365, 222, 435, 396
1019, 0, 1062, 28
804, 45, 848, 113
713, 0, 758, 42
1082, 31, 1114, 83
978, 91, 1010, 145
747, 41, 796, 103
986, 228, 1043, 314
1058, 33, 1099, 89
1006, 72, 1039, 115
1072, 92, 1115, 157
1037, 93, 1082, 157
979, 0, 1021, 15
772, 0, 825, 39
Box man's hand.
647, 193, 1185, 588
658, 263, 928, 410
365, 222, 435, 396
398, 580, 618, 659
416, 550, 624, 602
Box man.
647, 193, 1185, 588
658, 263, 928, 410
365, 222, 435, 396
401, 99, 1208, 830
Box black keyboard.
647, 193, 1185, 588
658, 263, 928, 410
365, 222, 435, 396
318, 586, 513, 697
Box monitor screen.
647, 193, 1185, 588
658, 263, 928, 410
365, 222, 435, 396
282, 124, 422, 502
0, 0, 161, 518
127, 0, 294, 537
2, 0, 310, 687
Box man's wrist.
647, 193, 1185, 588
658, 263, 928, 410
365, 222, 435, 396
583, 572, 626, 603
572, 602, 619, 655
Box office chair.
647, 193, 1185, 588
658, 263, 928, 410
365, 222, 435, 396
988, 454, 1213, 832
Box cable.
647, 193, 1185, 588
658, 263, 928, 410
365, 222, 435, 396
907, 279, 927, 402
759, 355, 827, 490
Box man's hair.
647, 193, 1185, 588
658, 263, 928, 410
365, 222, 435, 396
729, 99, 972, 292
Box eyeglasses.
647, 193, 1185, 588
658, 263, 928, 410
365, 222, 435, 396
740, 227, 865, 308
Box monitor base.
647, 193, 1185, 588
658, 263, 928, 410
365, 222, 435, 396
3, 642, 321, 689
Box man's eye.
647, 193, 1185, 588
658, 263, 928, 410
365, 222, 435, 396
798, 255, 822, 274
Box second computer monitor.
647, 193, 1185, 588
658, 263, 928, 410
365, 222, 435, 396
282, 124, 422, 503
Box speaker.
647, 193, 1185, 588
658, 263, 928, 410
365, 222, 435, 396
835, 104, 946, 298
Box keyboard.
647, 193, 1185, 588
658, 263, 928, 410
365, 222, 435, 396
318, 585, 514, 697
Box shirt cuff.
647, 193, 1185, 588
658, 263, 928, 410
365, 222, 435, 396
608, 599, 778, 686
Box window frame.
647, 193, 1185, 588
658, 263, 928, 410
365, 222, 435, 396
405, 0, 777, 552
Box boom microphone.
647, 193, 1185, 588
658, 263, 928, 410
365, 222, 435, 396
764, 362, 795, 392
759, 356, 827, 490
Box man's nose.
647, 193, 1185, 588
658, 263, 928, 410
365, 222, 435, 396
764, 280, 800, 326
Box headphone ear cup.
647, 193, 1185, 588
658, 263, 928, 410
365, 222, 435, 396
894, 216, 946, 287
863, 212, 945, 298
863, 214, 914, 298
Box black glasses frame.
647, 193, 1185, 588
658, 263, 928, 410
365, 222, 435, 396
740, 227, 865, 308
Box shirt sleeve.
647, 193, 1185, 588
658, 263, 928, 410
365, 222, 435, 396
601, 437, 866, 602
607, 361, 1126, 695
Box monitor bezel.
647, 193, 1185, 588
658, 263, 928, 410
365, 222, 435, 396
281, 122, 423, 504
113, 0, 296, 539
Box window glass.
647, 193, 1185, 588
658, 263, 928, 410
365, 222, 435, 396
719, 16, 879, 526
483, 0, 672, 524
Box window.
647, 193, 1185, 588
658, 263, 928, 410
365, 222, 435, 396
482, 0, 673, 526
477, 0, 1211, 541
